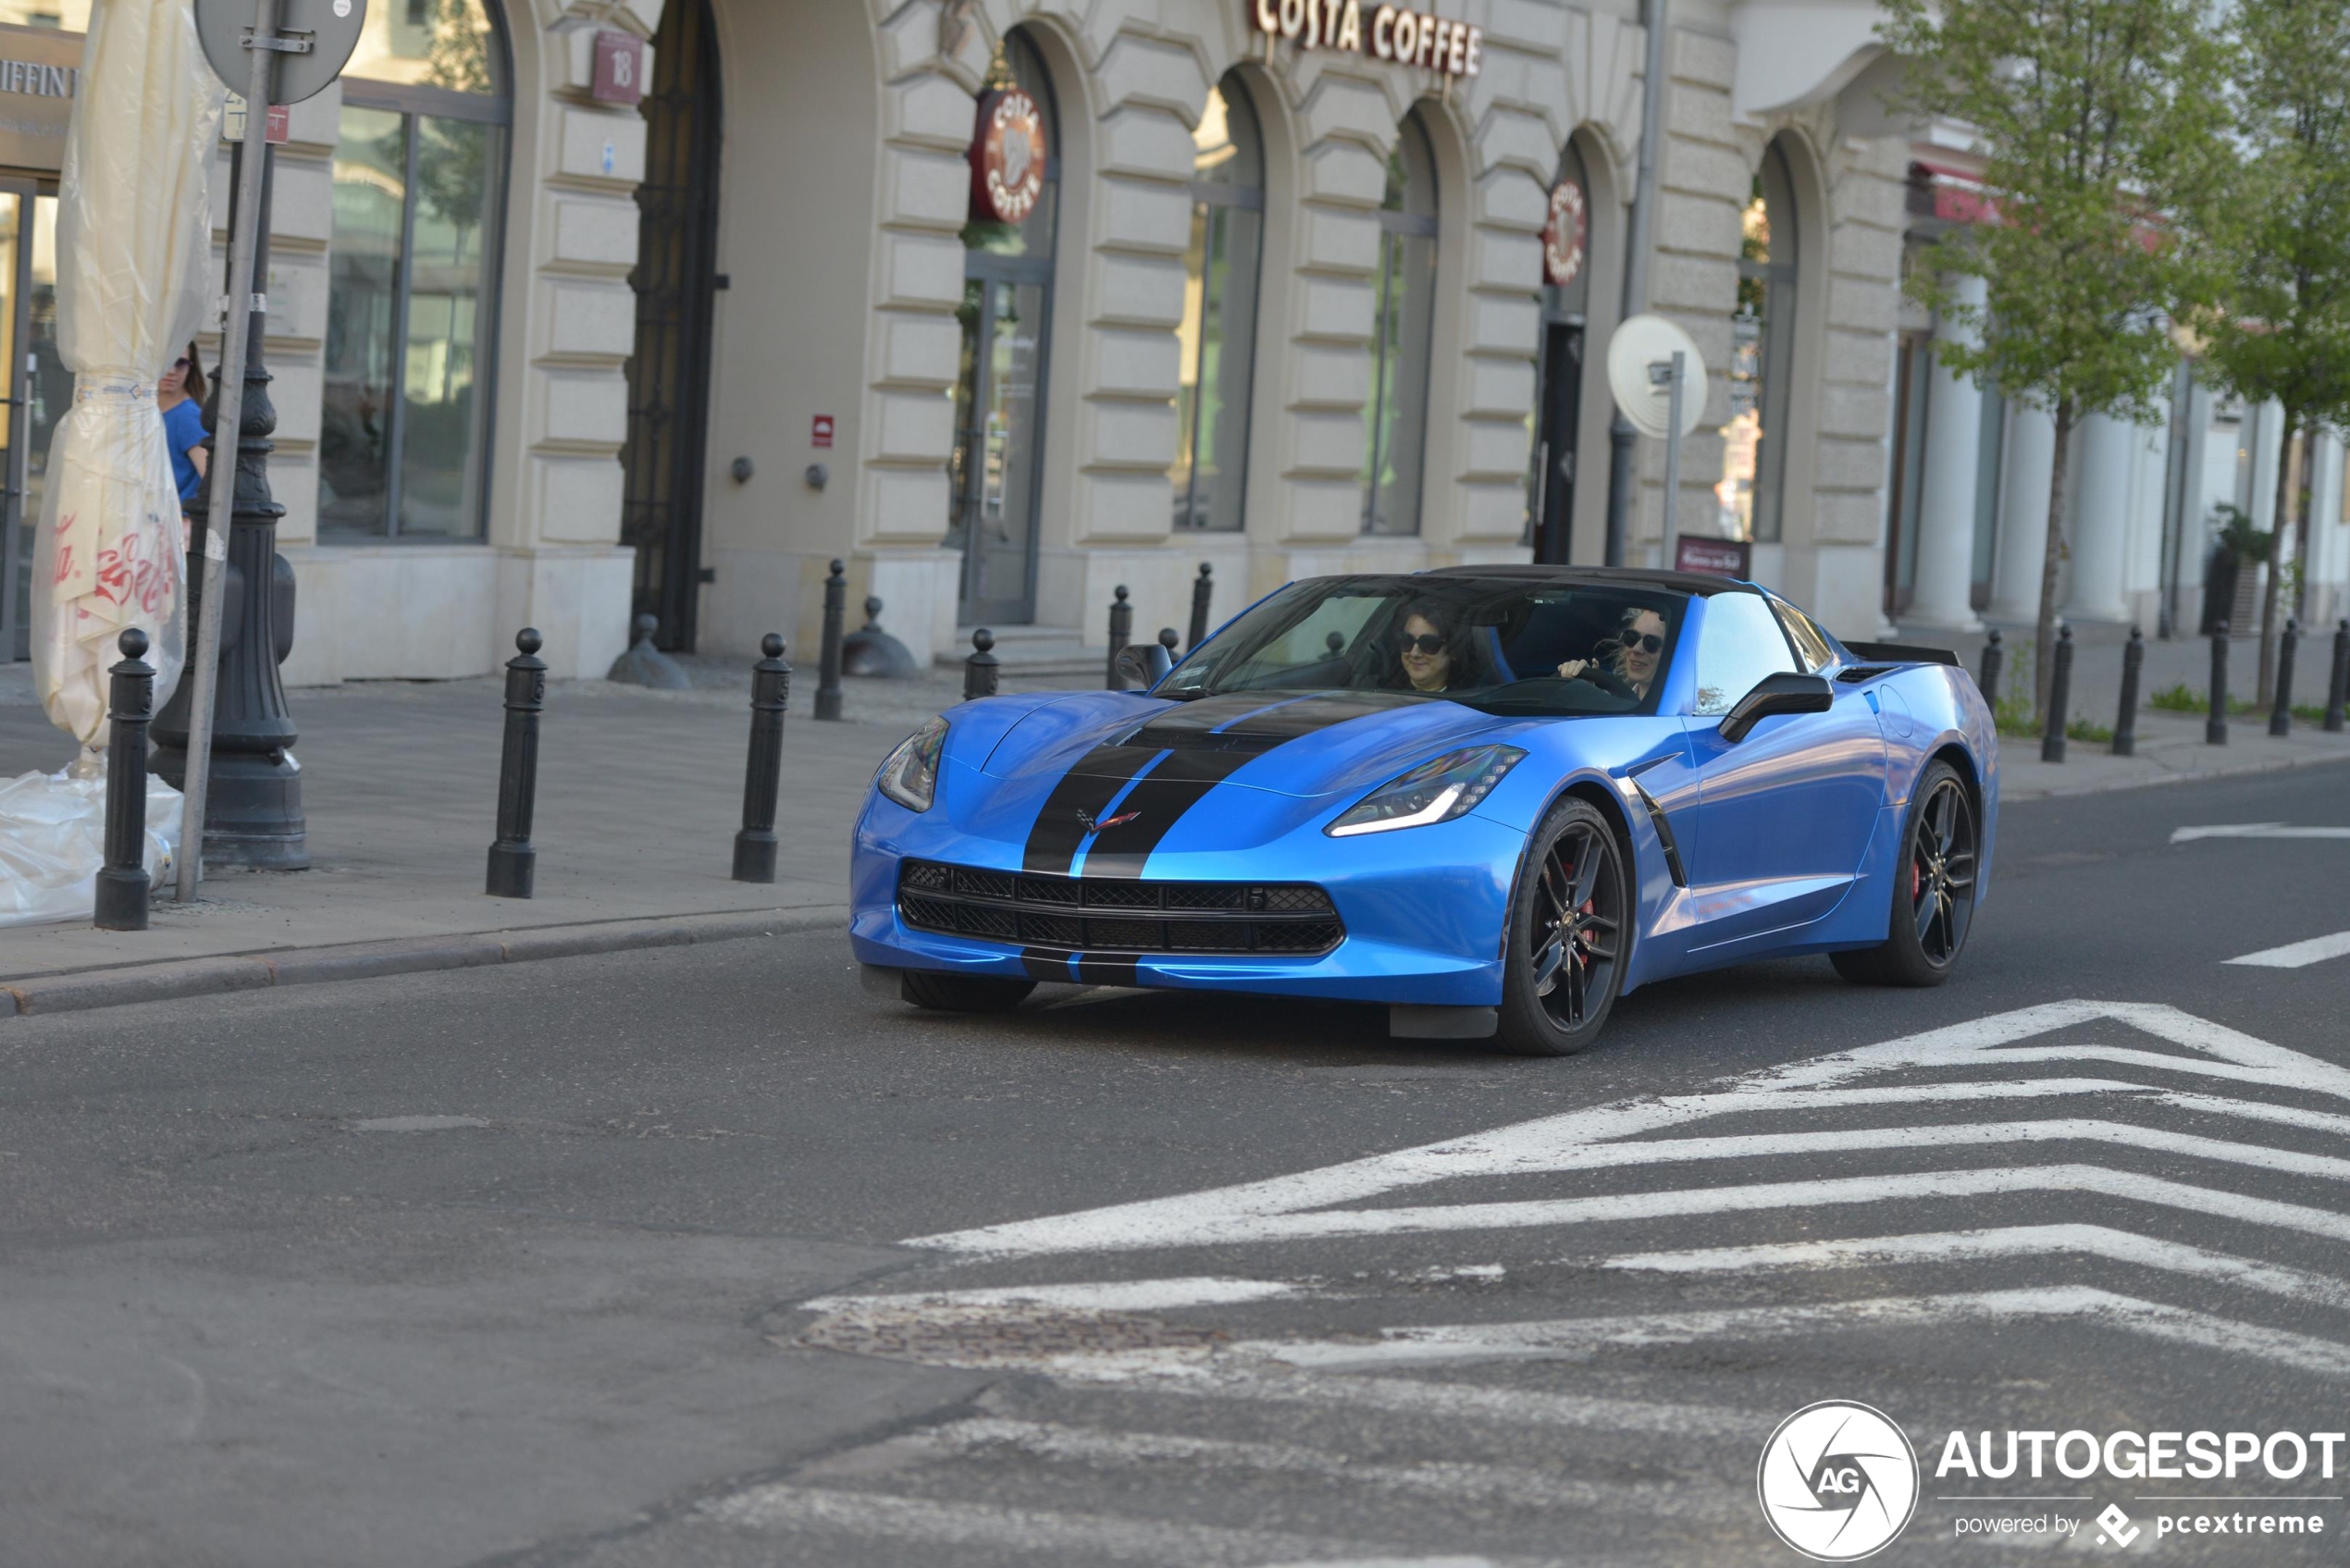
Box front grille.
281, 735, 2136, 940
897, 859, 1343, 957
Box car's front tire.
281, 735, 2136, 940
1496, 796, 1628, 1056
1831, 758, 1978, 988
900, 970, 1037, 1013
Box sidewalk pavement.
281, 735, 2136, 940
0, 657, 2341, 1013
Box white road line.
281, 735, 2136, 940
1235, 1288, 2350, 1379
1103, 1368, 1774, 1443
806, 1277, 1309, 1315
891, 1417, 1720, 1516
697, 1486, 1531, 1566
1601, 1224, 2350, 1312
910, 1001, 2350, 1260
2227, 931, 2350, 969
935, 1163, 2350, 1253
2172, 824, 2350, 843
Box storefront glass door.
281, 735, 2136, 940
0, 185, 62, 662
947, 267, 1049, 625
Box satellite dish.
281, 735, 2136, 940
1606, 314, 1709, 440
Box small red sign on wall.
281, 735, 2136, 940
810, 415, 835, 449
592, 31, 646, 106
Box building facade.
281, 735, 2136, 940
0, 0, 2338, 685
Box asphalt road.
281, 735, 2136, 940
3, 762, 2347, 1567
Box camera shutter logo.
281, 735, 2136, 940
1757, 1401, 1920, 1561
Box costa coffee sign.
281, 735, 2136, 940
1250, 0, 1483, 78
1541, 178, 1587, 287
970, 87, 1048, 224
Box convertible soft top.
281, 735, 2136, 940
1419, 564, 1755, 596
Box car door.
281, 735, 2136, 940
1680, 590, 1887, 947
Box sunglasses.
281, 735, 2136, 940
1396, 633, 1446, 656
1616, 632, 1665, 656
171, 358, 190, 369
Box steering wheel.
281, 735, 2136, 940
1576, 666, 1635, 698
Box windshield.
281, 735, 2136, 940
1158, 575, 1688, 716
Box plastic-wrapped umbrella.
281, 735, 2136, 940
0, 0, 218, 924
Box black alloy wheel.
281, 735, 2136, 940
1831, 759, 1977, 988
1498, 796, 1627, 1056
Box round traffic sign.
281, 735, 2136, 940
194, 0, 367, 106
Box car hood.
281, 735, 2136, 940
980, 688, 1527, 801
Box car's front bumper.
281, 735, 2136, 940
849, 788, 1522, 1006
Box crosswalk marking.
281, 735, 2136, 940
1602, 1224, 2350, 1311
2228, 930, 2350, 969
909, 1001, 2350, 1261
762, 1001, 2350, 1562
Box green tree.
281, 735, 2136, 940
1880, 0, 2229, 720
2181, 0, 2350, 707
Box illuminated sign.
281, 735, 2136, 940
1250, 0, 1483, 77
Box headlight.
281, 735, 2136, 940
1327, 745, 1526, 836
876, 716, 948, 812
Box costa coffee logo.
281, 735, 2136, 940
971, 87, 1047, 225
1542, 178, 1587, 287
1249, 0, 1483, 78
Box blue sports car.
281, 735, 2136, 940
851, 567, 1997, 1056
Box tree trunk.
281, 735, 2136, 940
2257, 412, 2298, 710
2035, 399, 2074, 722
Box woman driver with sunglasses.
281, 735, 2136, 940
1556, 606, 1668, 701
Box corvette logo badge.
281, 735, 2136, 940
1077, 807, 1141, 833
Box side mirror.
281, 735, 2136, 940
1114, 642, 1173, 688
1718, 671, 1833, 744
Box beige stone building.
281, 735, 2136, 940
32, 0, 2338, 691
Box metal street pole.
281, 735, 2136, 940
1602, 0, 1668, 567
170, 0, 278, 900
1658, 351, 1684, 570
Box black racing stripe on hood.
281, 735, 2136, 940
1020, 690, 1417, 877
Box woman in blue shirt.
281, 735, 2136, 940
158, 340, 208, 514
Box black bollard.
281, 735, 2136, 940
2327, 619, 2348, 734
2112, 626, 2144, 758
1976, 627, 2004, 708
1188, 562, 1214, 651
486, 628, 546, 898
1106, 586, 1132, 691
2040, 623, 2072, 764
94, 628, 156, 931
2270, 618, 2299, 737
2208, 622, 2230, 746
964, 627, 999, 700
814, 560, 847, 721
1158, 625, 1181, 665
1326, 630, 1345, 657
733, 634, 791, 883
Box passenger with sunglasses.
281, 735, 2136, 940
1391, 600, 1463, 693
1556, 606, 1669, 701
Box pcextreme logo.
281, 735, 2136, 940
1758, 1401, 1922, 1562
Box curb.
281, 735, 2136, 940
0, 905, 848, 1021
2001, 742, 2350, 803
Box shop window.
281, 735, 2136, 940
1720, 139, 1797, 544
1361, 110, 1438, 537
319, 0, 510, 540
1169, 76, 1265, 533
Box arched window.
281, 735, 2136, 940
1169, 75, 1264, 532
948, 29, 1059, 624
1721, 138, 1797, 544
320, 0, 512, 539
1361, 109, 1438, 537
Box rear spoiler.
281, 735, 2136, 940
1841, 639, 1960, 667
